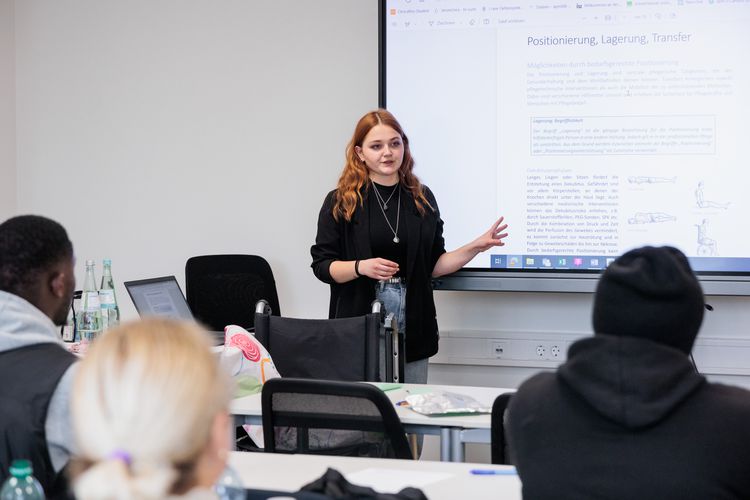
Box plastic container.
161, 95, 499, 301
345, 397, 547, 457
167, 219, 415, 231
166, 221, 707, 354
0, 460, 45, 500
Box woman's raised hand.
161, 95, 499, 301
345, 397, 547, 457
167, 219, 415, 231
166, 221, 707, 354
473, 216, 509, 252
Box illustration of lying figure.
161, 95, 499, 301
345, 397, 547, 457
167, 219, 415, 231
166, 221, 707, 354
628, 176, 677, 184
628, 212, 677, 224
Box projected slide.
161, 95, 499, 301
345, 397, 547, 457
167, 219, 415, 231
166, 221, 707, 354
385, 0, 750, 273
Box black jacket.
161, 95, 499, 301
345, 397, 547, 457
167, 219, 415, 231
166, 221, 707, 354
310, 184, 446, 362
508, 335, 750, 500
0, 343, 77, 499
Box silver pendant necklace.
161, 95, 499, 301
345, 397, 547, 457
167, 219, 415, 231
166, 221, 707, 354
377, 183, 399, 210
373, 183, 401, 243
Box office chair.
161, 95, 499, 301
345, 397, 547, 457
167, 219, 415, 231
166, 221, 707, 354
261, 378, 413, 459
254, 300, 404, 383
491, 392, 514, 465
185, 254, 280, 332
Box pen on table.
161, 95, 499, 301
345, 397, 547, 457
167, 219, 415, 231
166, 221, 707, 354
469, 468, 517, 476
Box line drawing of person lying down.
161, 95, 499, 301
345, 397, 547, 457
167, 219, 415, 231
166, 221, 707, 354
628, 212, 677, 224
628, 176, 677, 184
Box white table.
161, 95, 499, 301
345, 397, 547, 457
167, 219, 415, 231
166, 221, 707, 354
230, 451, 521, 500
230, 383, 514, 462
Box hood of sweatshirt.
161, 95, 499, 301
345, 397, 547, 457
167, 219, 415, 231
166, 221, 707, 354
0, 290, 64, 353
558, 334, 705, 429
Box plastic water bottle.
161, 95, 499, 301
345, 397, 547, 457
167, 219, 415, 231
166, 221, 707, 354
77, 260, 102, 343
0, 460, 45, 500
99, 259, 120, 330
60, 300, 75, 342
214, 465, 244, 500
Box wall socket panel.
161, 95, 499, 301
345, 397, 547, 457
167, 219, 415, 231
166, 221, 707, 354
433, 330, 582, 368
436, 330, 750, 376
492, 339, 569, 362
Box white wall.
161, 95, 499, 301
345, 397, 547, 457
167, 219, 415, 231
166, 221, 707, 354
8, 0, 750, 391
14, 0, 378, 323
0, 0, 15, 218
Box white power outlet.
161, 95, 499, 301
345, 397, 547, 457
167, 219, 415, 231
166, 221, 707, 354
550, 344, 562, 358
535, 344, 547, 358
534, 342, 565, 361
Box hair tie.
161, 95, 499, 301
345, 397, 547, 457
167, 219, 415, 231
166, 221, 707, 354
108, 449, 132, 467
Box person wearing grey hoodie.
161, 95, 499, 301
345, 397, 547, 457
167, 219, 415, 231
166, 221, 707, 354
507, 246, 750, 499
0, 215, 77, 498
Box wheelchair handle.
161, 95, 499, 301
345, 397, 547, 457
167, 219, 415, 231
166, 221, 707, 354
255, 299, 272, 315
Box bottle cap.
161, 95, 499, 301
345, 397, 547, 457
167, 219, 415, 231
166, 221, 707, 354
9, 459, 32, 478
85, 259, 95, 266
103, 259, 111, 266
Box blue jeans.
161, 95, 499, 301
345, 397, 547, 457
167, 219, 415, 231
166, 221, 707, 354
375, 281, 428, 384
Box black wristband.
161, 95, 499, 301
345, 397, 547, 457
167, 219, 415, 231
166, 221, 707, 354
354, 260, 361, 277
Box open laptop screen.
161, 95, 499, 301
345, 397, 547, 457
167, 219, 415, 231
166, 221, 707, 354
124, 276, 194, 320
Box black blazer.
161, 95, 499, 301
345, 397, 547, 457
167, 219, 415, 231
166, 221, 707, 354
310, 183, 446, 362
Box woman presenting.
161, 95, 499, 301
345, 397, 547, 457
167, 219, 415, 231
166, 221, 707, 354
311, 109, 508, 383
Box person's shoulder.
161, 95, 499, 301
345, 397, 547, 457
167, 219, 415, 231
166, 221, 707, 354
694, 383, 750, 451
507, 372, 559, 428
419, 183, 436, 199
414, 183, 440, 213
47, 351, 78, 401
518, 371, 558, 393
319, 189, 338, 210
511, 371, 558, 407
700, 382, 750, 414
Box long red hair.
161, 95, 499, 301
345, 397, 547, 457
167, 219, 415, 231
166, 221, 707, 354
333, 109, 432, 222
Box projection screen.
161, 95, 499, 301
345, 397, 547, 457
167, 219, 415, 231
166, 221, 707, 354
380, 0, 750, 294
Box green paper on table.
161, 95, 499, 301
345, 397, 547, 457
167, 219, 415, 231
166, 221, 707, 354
373, 383, 403, 392
234, 376, 263, 398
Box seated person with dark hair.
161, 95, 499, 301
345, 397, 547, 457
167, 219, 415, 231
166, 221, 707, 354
0, 215, 78, 498
507, 246, 750, 499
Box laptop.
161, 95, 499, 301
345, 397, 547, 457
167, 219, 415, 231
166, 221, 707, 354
124, 276, 225, 345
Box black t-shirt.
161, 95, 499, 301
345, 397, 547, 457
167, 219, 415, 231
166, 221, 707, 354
369, 182, 407, 278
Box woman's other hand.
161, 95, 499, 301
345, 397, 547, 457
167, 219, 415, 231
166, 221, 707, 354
359, 258, 399, 281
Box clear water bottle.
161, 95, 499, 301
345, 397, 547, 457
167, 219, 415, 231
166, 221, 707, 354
99, 259, 120, 330
77, 260, 102, 343
214, 465, 244, 500
0, 460, 45, 500
60, 300, 75, 342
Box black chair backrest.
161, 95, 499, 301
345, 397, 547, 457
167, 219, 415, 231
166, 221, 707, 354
491, 392, 514, 465
261, 378, 413, 460
254, 310, 380, 381
185, 254, 280, 331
